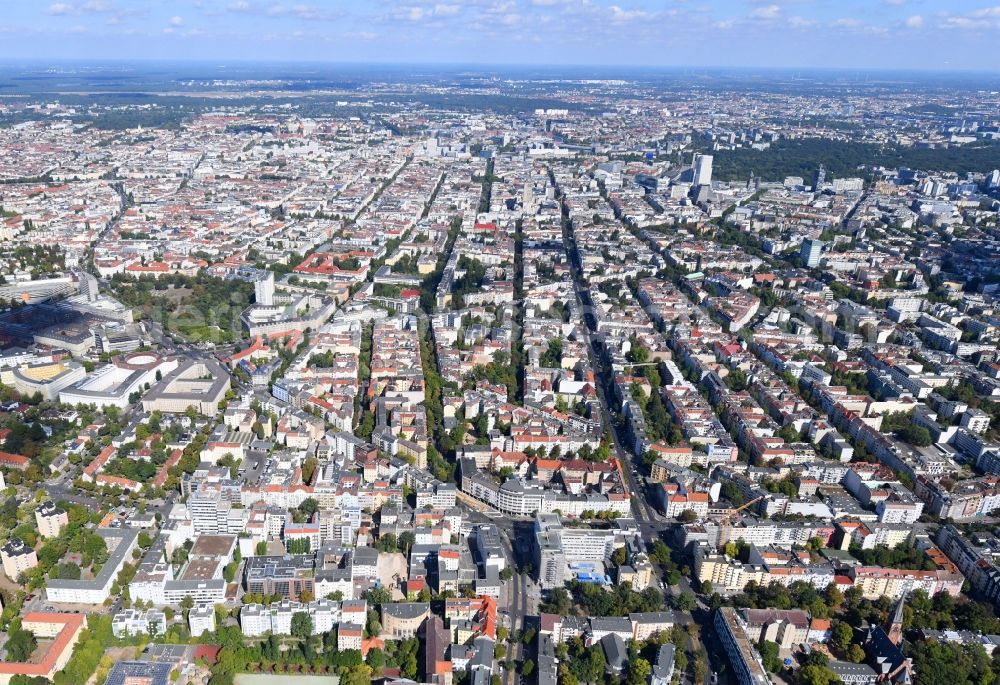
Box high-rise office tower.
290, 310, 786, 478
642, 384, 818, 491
801, 238, 824, 268
813, 165, 826, 191
693, 154, 713, 186
255, 271, 275, 307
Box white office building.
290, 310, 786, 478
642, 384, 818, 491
693, 154, 713, 186
255, 272, 275, 307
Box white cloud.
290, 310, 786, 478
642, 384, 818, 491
831, 17, 862, 28
609, 5, 651, 23
263, 2, 334, 19
291, 4, 327, 19
227, 1, 252, 12
938, 15, 979, 29
169, 15, 184, 26
936, 5, 1000, 30
47, 3, 75, 15
396, 2, 463, 22
904, 14, 922, 28
749, 4, 780, 19
788, 15, 816, 28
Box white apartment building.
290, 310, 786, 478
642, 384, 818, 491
189, 604, 216, 637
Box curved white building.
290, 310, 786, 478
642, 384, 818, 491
59, 353, 178, 409
3, 360, 85, 401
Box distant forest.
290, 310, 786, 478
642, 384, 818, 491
711, 138, 1000, 182
0, 91, 587, 131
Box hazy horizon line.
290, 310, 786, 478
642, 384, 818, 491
1, 59, 999, 77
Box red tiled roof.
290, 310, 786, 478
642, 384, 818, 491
0, 613, 84, 678
0, 451, 29, 469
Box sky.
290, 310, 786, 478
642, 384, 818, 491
0, 0, 998, 71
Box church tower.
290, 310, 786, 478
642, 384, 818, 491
885, 593, 906, 646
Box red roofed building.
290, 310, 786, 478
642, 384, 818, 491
95, 474, 140, 490
83, 445, 116, 481
125, 261, 171, 278
152, 449, 183, 488
360, 637, 384, 658
338, 623, 363, 652
0, 452, 29, 471
444, 596, 497, 641
0, 613, 84, 684
228, 336, 273, 368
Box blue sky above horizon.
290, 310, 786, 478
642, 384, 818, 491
0, 0, 998, 70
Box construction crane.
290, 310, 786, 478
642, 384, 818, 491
717, 495, 764, 552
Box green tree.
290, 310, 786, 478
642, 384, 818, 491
368, 648, 386, 673
847, 644, 866, 663
832, 621, 853, 651
5, 628, 37, 662
725, 368, 748, 392
797, 664, 841, 685
582, 646, 606, 682
673, 592, 696, 611
397, 531, 416, 555
53, 562, 81, 580
301, 458, 319, 484
297, 497, 319, 518
341, 664, 374, 685
650, 541, 672, 566
626, 658, 651, 685
539, 587, 573, 615
366, 608, 382, 638
898, 424, 932, 447
757, 640, 781, 673
678, 509, 698, 523
612, 547, 627, 567
910, 640, 994, 685
290, 611, 313, 640
375, 533, 398, 553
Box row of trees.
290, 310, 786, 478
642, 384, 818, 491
540, 581, 665, 618
204, 621, 422, 685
